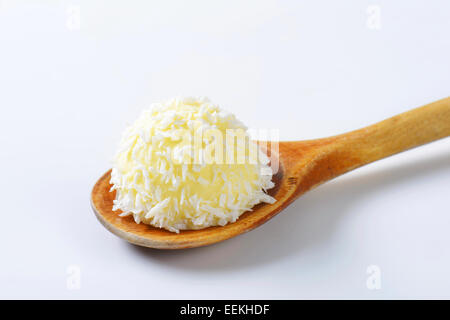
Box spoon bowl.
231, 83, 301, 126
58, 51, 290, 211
91, 97, 450, 249
91, 147, 288, 249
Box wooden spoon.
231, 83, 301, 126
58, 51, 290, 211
91, 97, 450, 249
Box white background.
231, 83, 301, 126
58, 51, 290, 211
0, 0, 449, 299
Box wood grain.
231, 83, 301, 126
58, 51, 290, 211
91, 97, 450, 249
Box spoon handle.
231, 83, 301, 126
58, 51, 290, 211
339, 96, 449, 165
319, 97, 450, 178
286, 97, 450, 194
